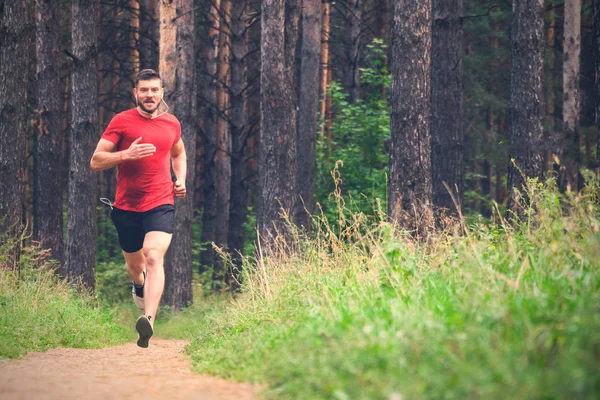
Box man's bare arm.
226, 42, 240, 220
170, 139, 187, 198
90, 137, 156, 171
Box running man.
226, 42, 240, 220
90, 69, 186, 348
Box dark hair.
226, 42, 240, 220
135, 69, 162, 87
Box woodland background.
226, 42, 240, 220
1, 0, 599, 309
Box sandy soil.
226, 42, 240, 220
0, 339, 259, 400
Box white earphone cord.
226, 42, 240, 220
100, 198, 113, 210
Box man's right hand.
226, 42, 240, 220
123, 137, 156, 161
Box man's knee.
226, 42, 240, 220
143, 248, 165, 269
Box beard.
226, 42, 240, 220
137, 96, 159, 114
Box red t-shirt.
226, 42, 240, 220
101, 108, 181, 212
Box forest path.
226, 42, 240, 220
0, 339, 258, 400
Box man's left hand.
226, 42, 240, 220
174, 180, 186, 198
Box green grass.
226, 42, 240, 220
0, 249, 133, 359
183, 178, 600, 399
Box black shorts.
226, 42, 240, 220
111, 204, 175, 253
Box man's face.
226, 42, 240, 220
134, 78, 163, 114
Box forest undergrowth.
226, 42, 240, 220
182, 175, 600, 399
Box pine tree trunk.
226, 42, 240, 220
388, 0, 433, 237
228, 0, 250, 283
320, 2, 333, 145
560, 0, 582, 192
285, 0, 300, 107
34, 0, 64, 265
258, 0, 298, 243
159, 0, 176, 101
431, 0, 463, 216
200, 0, 220, 274
296, 0, 322, 229
0, 1, 32, 269
129, 0, 140, 78
507, 0, 544, 215
495, 115, 507, 205
194, 1, 206, 210
594, 0, 600, 169
544, 5, 557, 173
213, 0, 232, 287
140, 0, 159, 69
342, 0, 362, 103
245, 1, 261, 210
66, 0, 98, 291
558, 0, 581, 192
376, 0, 390, 47
163, 0, 195, 309
97, 4, 117, 259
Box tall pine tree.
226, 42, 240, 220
507, 0, 544, 214
388, 0, 433, 236
66, 0, 99, 290
431, 0, 464, 216
0, 1, 32, 269
34, 0, 64, 265
163, 0, 195, 309
258, 0, 299, 243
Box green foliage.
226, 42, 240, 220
316, 39, 391, 225
95, 260, 130, 305
0, 242, 131, 359
185, 180, 600, 399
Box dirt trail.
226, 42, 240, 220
0, 339, 258, 400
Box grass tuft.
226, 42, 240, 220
0, 243, 132, 359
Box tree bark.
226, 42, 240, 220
129, 0, 140, 78
140, 0, 159, 69
33, 0, 64, 265
431, 0, 463, 216
296, 0, 322, 230
342, 0, 362, 103
544, 5, 557, 173
159, 0, 177, 103
228, 0, 250, 283
0, 1, 32, 269
320, 2, 333, 145
507, 0, 544, 215
559, 0, 582, 192
375, 0, 389, 47
199, 0, 220, 274
388, 0, 433, 237
213, 0, 232, 287
495, 115, 507, 205
65, 0, 99, 291
258, 0, 298, 243
594, 0, 600, 169
163, 0, 195, 310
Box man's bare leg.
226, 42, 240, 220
141, 231, 172, 324
123, 250, 145, 285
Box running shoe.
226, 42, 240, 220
136, 315, 153, 348
131, 271, 145, 312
